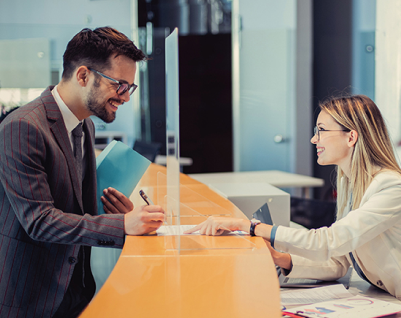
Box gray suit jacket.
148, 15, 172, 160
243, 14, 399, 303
0, 87, 125, 318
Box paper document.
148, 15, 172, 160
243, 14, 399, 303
284, 295, 401, 318
281, 284, 353, 306
156, 225, 247, 236
157, 225, 198, 236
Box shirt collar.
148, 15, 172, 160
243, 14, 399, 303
51, 85, 82, 133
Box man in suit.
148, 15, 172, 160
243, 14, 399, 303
0, 27, 165, 318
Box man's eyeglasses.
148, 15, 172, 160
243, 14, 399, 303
88, 67, 138, 96
313, 126, 350, 141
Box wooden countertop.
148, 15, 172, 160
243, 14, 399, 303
80, 164, 281, 318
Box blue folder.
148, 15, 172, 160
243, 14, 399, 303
96, 140, 151, 215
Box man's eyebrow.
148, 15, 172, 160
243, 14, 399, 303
118, 78, 133, 85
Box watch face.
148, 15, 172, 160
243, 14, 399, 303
251, 218, 261, 224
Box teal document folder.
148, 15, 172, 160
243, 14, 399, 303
96, 140, 151, 215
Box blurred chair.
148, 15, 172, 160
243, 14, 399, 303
133, 140, 162, 163
290, 197, 336, 229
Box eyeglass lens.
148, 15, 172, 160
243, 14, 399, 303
314, 126, 319, 140
117, 84, 129, 95
117, 83, 137, 96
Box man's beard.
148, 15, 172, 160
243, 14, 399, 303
86, 88, 117, 123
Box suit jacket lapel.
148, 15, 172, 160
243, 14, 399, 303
42, 86, 85, 214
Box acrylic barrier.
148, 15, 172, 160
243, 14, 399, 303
164, 28, 252, 251
165, 28, 181, 234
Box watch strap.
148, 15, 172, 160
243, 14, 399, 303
250, 219, 261, 236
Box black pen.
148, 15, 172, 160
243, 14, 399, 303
139, 189, 155, 205
140, 189, 166, 226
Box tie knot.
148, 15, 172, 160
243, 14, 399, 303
72, 123, 83, 138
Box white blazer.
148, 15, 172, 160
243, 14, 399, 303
274, 171, 401, 299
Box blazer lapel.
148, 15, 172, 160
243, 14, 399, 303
42, 87, 85, 214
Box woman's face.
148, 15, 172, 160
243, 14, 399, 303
311, 110, 354, 172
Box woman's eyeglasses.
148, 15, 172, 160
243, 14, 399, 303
313, 126, 350, 141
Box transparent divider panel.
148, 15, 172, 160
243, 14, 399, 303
164, 28, 255, 253
165, 28, 181, 230
157, 171, 256, 252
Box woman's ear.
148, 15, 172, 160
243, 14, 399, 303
348, 130, 358, 148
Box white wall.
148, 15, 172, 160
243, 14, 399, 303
375, 0, 401, 145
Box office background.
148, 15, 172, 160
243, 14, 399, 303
0, 0, 400, 201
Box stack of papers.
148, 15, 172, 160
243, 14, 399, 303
281, 285, 352, 307
282, 285, 401, 318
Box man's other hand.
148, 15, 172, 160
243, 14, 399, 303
101, 187, 134, 214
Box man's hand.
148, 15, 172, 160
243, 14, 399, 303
124, 205, 165, 235
101, 187, 165, 235
101, 187, 134, 214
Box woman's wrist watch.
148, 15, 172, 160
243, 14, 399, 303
250, 218, 261, 236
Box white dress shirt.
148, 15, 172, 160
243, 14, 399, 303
51, 85, 87, 178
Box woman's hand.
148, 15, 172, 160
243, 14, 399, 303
184, 217, 293, 270
184, 216, 250, 236
263, 238, 292, 270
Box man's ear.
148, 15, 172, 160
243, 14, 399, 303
348, 130, 358, 148
76, 66, 90, 87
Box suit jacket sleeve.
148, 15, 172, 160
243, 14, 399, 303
0, 109, 126, 248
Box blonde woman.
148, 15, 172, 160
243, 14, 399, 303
186, 95, 401, 299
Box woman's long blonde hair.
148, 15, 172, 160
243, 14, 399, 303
319, 95, 401, 217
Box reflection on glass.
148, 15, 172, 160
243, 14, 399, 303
157, 170, 256, 251
165, 28, 181, 228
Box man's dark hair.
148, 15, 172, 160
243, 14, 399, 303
62, 26, 146, 79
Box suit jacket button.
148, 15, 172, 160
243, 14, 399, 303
377, 280, 383, 287
68, 257, 76, 264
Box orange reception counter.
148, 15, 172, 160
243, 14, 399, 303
80, 164, 281, 318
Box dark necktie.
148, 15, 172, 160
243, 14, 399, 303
72, 123, 83, 182
72, 124, 88, 292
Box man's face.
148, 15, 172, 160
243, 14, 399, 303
85, 54, 137, 123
